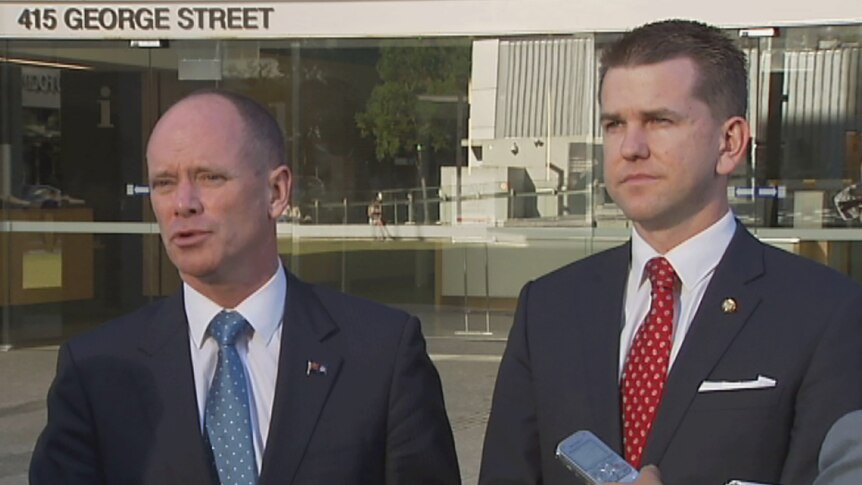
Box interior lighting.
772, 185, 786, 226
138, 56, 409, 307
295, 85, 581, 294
129, 40, 168, 48
0, 56, 93, 71
739, 27, 778, 38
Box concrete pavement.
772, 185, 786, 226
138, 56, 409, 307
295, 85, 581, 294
0, 347, 56, 485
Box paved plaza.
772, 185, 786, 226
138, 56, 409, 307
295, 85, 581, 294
0, 307, 512, 485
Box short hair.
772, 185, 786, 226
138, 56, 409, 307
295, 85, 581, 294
182, 88, 286, 169
599, 19, 748, 120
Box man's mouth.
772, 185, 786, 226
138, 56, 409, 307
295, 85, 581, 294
170, 230, 210, 247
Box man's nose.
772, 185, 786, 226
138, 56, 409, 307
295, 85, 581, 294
174, 180, 202, 217
619, 125, 650, 161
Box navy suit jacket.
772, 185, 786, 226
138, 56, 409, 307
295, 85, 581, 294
30, 272, 460, 484
480, 225, 862, 485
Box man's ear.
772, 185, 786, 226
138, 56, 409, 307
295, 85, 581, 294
716, 116, 750, 176
267, 165, 291, 219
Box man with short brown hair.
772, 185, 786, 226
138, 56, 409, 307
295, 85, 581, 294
480, 19, 862, 485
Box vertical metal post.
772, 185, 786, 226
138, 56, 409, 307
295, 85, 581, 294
342, 197, 348, 224
484, 241, 491, 334
417, 146, 430, 223
0, 221, 8, 349
0, 62, 15, 349
456, 95, 464, 224
462, 243, 470, 332
290, 42, 301, 185
289, 42, 302, 276
407, 193, 414, 224
393, 195, 399, 224
454, 239, 493, 337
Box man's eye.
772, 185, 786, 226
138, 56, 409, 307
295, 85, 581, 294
649, 118, 673, 125
200, 173, 225, 182
602, 120, 622, 131
150, 179, 173, 189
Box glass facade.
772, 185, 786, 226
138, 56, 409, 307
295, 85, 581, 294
1, 23, 861, 348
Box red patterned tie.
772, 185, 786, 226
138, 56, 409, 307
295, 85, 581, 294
621, 256, 677, 469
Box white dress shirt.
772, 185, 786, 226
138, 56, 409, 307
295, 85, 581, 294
618, 211, 737, 378
185, 263, 286, 472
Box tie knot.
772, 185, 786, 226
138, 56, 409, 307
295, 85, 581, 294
645, 256, 676, 291
208, 310, 249, 347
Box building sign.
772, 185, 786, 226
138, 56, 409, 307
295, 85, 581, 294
0, 1, 858, 40
0, 4, 277, 39
21, 67, 61, 109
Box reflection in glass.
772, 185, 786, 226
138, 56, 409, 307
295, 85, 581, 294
1, 26, 861, 346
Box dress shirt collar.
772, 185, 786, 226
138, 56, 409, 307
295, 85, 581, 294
185, 261, 287, 349
631, 211, 737, 290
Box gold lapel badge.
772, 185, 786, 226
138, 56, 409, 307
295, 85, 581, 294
721, 298, 738, 314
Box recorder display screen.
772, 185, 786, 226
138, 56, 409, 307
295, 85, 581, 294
571, 441, 607, 469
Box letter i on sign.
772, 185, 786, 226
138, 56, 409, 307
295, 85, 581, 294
97, 86, 114, 128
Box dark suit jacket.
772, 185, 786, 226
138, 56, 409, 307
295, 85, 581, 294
480, 225, 862, 485
30, 272, 460, 484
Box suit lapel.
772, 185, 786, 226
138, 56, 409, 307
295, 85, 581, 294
644, 226, 765, 464
581, 243, 630, 452
138, 291, 215, 484
259, 274, 343, 485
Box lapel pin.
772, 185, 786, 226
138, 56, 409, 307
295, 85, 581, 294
721, 298, 738, 314
306, 360, 327, 376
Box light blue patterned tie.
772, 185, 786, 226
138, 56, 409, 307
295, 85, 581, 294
205, 310, 258, 485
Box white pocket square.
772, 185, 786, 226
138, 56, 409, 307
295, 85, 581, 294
698, 375, 777, 393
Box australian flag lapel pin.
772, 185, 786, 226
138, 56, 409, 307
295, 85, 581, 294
306, 360, 327, 376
